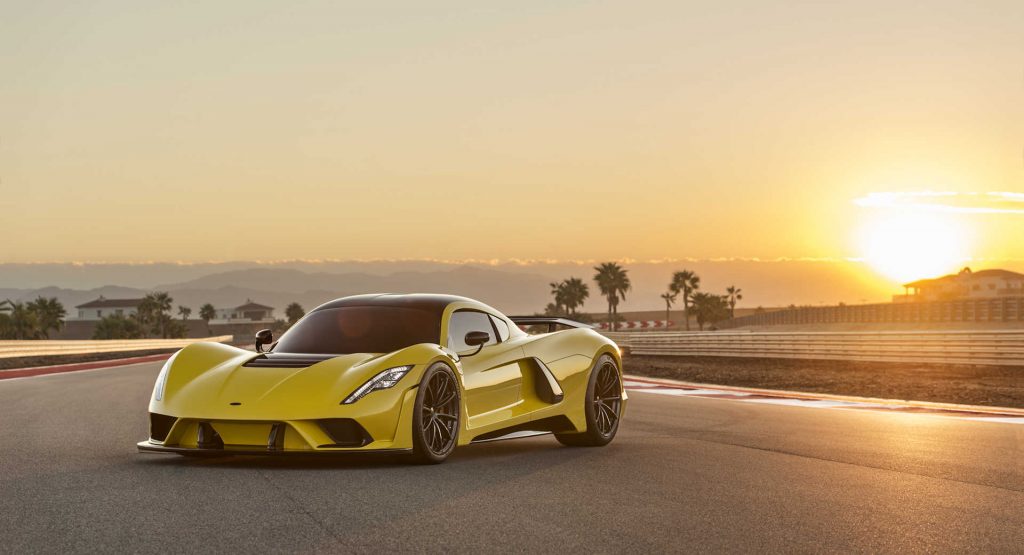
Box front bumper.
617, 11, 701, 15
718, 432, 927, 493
137, 441, 410, 456
140, 385, 421, 455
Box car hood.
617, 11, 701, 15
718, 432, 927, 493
157, 342, 408, 419
195, 352, 381, 404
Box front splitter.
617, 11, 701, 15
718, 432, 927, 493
136, 441, 411, 456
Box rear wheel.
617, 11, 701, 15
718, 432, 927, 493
555, 354, 622, 447
411, 363, 461, 464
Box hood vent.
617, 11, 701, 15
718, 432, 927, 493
243, 353, 337, 368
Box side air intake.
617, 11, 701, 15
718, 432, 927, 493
149, 413, 176, 442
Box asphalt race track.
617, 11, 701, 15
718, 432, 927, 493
1, 362, 1022, 553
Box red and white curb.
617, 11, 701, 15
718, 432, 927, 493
596, 320, 672, 330
624, 376, 1024, 425
0, 353, 173, 380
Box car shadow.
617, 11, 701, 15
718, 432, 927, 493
133, 436, 594, 471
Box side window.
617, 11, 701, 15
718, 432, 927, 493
489, 315, 510, 342
448, 310, 498, 353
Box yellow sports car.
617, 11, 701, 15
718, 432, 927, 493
138, 294, 625, 463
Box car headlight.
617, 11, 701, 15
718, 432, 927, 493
153, 353, 177, 402
341, 365, 414, 405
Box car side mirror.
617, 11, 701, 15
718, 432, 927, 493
255, 329, 273, 353
461, 330, 491, 357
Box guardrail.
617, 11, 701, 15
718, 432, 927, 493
600, 330, 1024, 366
602, 330, 752, 353
720, 297, 1024, 328
0, 336, 234, 359
601, 332, 635, 351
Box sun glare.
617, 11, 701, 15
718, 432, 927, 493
856, 211, 971, 284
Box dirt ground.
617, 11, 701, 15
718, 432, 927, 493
0, 349, 178, 371
625, 354, 1024, 409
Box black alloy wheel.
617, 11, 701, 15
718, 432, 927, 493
591, 360, 623, 436
555, 354, 622, 447
411, 363, 460, 463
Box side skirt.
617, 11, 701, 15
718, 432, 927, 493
470, 431, 552, 444
469, 415, 575, 443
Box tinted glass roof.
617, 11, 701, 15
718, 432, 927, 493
310, 293, 475, 314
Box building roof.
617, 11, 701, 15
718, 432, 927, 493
76, 297, 145, 309
969, 269, 1024, 280
904, 268, 1024, 288
234, 301, 274, 311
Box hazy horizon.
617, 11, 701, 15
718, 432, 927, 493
5, 257, 1024, 315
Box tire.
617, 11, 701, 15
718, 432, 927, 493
410, 362, 461, 464
555, 354, 622, 447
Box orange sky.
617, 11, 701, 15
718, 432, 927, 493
2, 1, 1022, 288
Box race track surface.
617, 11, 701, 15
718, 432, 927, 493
1, 361, 1022, 553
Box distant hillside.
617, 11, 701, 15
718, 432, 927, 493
2, 266, 553, 316
156, 265, 551, 314
0, 286, 150, 313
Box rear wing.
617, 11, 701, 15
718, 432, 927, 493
508, 316, 595, 333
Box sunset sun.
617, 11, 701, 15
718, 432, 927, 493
856, 211, 971, 284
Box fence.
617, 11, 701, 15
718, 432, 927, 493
600, 330, 1024, 366
721, 297, 1024, 328
0, 336, 233, 359
602, 332, 636, 351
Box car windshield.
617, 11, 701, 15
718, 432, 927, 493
273, 306, 442, 354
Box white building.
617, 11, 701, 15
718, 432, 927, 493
210, 300, 275, 324
897, 268, 1024, 302
74, 297, 145, 320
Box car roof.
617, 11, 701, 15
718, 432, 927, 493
310, 293, 480, 314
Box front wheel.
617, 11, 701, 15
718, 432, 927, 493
555, 354, 622, 447
410, 362, 461, 464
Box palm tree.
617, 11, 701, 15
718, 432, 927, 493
549, 281, 568, 315
93, 314, 143, 339
690, 292, 730, 331
26, 297, 66, 339
285, 302, 305, 326
138, 292, 175, 338
593, 262, 631, 331
670, 270, 701, 331
199, 303, 216, 335
543, 302, 562, 317
178, 305, 192, 321
135, 303, 151, 336
7, 302, 41, 339
660, 291, 676, 327
0, 300, 11, 338
726, 286, 743, 318
561, 277, 589, 316
151, 292, 173, 314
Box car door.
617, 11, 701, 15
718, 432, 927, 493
448, 310, 524, 422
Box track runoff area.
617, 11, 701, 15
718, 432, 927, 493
1, 356, 1022, 552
